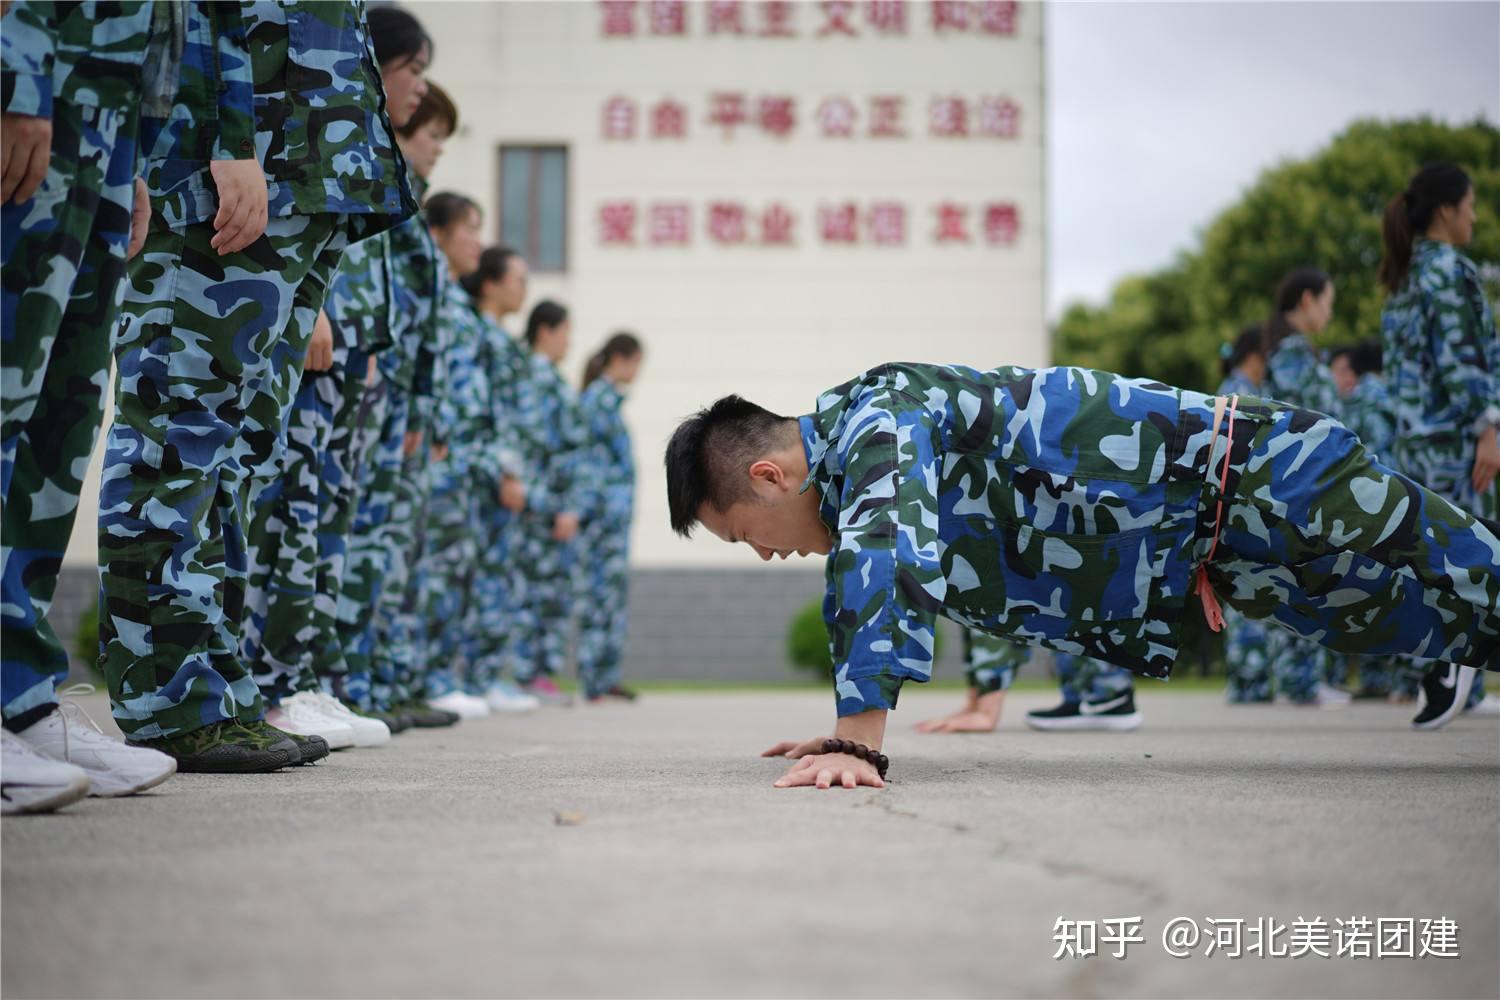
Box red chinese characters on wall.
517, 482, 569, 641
649, 0, 687, 35
708, 202, 749, 244
600, 1, 636, 37
760, 203, 796, 244
602, 1, 1018, 38
599, 202, 637, 244
868, 202, 906, 245
818, 0, 858, 36
708, 92, 748, 135
866, 0, 906, 34
868, 95, 905, 137
819, 203, 860, 243
929, 95, 967, 137
934, 202, 970, 242
602, 96, 636, 139
707, 0, 745, 34
757, 96, 796, 137
816, 96, 858, 137
757, 0, 797, 37
983, 202, 1019, 244
976, 96, 1019, 138
650, 98, 688, 138
650, 202, 691, 245
977, 1, 1019, 35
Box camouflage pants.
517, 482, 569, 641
1205, 402, 1500, 672
350, 382, 420, 703
241, 367, 338, 703
416, 460, 476, 702
464, 498, 516, 695
506, 510, 577, 684
1267, 628, 1338, 704
98, 214, 344, 740
575, 516, 630, 698
372, 449, 431, 710
1223, 609, 1272, 703
1, 102, 137, 723
961, 631, 1131, 702
308, 352, 381, 705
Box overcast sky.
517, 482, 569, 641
1045, 1, 1500, 317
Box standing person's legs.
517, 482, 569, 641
1268, 630, 1339, 706
408, 461, 472, 715
372, 451, 431, 720
1223, 610, 1272, 703
576, 520, 630, 700
2, 103, 135, 728
1207, 406, 1499, 728
333, 372, 393, 693
99, 214, 340, 744
465, 501, 515, 697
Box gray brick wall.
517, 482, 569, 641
49, 564, 980, 686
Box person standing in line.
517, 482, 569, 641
362, 81, 465, 731
464, 246, 543, 712
1379, 161, 1500, 725
507, 300, 587, 706
1259, 268, 1350, 709
97, 1, 415, 772
575, 333, 646, 703
1, 0, 176, 812
412, 192, 495, 721
1216, 325, 1274, 704
239, 3, 432, 752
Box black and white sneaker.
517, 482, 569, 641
1025, 691, 1142, 732
1411, 663, 1476, 731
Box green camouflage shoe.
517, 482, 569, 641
136, 722, 300, 774
257, 723, 330, 765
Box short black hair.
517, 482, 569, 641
1350, 338, 1383, 377
367, 5, 432, 69
665, 396, 797, 537
424, 190, 478, 230
524, 299, 567, 346
460, 245, 519, 299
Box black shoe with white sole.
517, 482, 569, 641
1412, 663, 1476, 731
1025, 690, 1142, 732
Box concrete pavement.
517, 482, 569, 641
3, 689, 1498, 999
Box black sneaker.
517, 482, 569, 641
588, 684, 639, 703
1412, 663, 1476, 731
1025, 690, 1142, 732
140, 721, 300, 773
367, 709, 411, 734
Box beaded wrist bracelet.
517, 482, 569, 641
822, 738, 890, 779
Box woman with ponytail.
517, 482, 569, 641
1380, 162, 1500, 718
573, 334, 646, 702
1259, 269, 1348, 707
505, 301, 589, 705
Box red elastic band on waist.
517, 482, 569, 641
1195, 395, 1239, 633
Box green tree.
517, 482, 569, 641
1055, 117, 1500, 392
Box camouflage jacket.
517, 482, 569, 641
1, 1, 154, 117
801, 363, 1221, 717
1340, 373, 1396, 461
1380, 239, 1500, 455
325, 230, 393, 361
432, 278, 501, 487
513, 353, 586, 517
576, 377, 635, 524
138, 1, 414, 235
1266, 334, 1340, 418
477, 318, 531, 484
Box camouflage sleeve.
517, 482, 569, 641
1, 2, 56, 118
1431, 263, 1500, 436
572, 392, 611, 521
1267, 343, 1340, 418
825, 386, 944, 717
483, 337, 527, 481
206, 1, 254, 160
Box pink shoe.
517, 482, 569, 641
522, 676, 573, 706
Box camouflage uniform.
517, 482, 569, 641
1262, 334, 1342, 701
97, 1, 414, 740
506, 353, 587, 685
1382, 238, 1500, 703
463, 317, 533, 695
797, 364, 1499, 719
415, 280, 503, 702
1215, 367, 1272, 702
574, 377, 635, 698
1, 1, 155, 725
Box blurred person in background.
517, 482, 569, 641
575, 333, 647, 703
1260, 269, 1350, 708
1380, 161, 1500, 722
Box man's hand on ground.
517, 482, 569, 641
774, 753, 884, 790
1, 112, 51, 203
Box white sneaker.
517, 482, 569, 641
1316, 683, 1352, 709
306, 691, 391, 746
428, 691, 491, 720
16, 697, 176, 797
1467, 693, 1500, 717
2, 729, 91, 814
267, 691, 356, 749
485, 681, 541, 713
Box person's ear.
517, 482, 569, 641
748, 459, 784, 492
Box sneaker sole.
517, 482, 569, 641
88, 759, 178, 798
1, 772, 91, 814
1413, 666, 1477, 731
1024, 712, 1143, 732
